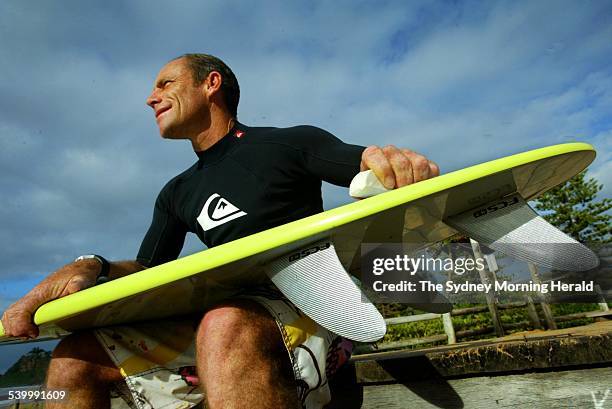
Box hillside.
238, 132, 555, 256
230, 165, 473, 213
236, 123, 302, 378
0, 348, 51, 387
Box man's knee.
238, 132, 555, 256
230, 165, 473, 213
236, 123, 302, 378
196, 299, 298, 406
197, 299, 283, 357
48, 331, 121, 385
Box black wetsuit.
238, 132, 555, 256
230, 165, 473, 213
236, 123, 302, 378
137, 123, 365, 267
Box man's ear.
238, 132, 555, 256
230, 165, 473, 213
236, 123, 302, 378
204, 71, 223, 97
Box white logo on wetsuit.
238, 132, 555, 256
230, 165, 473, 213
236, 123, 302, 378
197, 193, 247, 231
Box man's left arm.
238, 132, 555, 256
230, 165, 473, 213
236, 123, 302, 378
292, 126, 439, 188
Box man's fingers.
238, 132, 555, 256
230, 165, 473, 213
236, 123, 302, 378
361, 146, 396, 189
362, 145, 439, 189
2, 309, 38, 339
24, 322, 39, 339
400, 149, 431, 184
429, 160, 440, 177
383, 145, 413, 187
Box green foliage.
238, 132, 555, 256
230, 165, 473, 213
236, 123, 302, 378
381, 303, 606, 347
533, 170, 611, 243
0, 347, 51, 387
551, 303, 604, 329
384, 317, 444, 342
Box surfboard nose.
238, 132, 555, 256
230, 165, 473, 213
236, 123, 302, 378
266, 240, 387, 343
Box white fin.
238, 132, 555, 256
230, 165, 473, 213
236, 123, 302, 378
266, 240, 386, 342
446, 194, 599, 271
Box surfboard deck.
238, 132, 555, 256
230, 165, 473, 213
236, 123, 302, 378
0, 143, 596, 344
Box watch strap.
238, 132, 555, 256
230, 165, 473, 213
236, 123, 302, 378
74, 254, 110, 285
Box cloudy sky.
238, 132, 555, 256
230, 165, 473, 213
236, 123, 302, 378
1, 0, 611, 371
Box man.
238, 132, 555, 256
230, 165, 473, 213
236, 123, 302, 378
2, 54, 439, 408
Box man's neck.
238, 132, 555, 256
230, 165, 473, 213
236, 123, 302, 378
190, 112, 235, 152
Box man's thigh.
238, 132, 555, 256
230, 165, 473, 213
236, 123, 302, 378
196, 298, 298, 408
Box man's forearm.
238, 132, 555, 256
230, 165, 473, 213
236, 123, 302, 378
107, 260, 147, 280
16, 259, 144, 311
2, 259, 146, 338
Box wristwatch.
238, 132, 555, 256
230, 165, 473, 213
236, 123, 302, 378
74, 254, 111, 285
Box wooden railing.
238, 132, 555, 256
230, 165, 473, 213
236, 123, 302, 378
372, 299, 610, 352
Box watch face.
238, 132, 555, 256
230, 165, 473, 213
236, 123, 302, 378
75, 254, 98, 262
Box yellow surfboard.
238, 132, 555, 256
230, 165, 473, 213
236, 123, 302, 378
0, 142, 596, 343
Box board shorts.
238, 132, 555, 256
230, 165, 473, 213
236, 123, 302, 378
94, 287, 353, 409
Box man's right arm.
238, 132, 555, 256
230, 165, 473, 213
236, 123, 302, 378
1, 259, 145, 339
3, 180, 187, 339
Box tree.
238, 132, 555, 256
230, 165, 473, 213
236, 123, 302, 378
533, 170, 611, 243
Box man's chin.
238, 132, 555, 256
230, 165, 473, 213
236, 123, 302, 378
159, 128, 185, 140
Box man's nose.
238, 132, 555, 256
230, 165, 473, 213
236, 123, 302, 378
146, 90, 160, 108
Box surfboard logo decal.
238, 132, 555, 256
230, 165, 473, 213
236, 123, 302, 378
288, 242, 331, 262
197, 193, 247, 231
472, 195, 520, 219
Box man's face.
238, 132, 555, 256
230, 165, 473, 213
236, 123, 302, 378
146, 58, 209, 139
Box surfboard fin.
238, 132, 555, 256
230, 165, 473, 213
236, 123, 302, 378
446, 193, 599, 271
265, 240, 386, 342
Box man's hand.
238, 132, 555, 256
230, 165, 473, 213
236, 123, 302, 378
360, 145, 439, 189
1, 260, 100, 339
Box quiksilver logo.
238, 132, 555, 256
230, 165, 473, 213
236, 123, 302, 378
197, 193, 247, 231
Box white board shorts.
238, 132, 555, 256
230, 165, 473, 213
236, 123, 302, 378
94, 287, 353, 409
